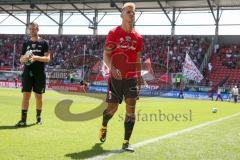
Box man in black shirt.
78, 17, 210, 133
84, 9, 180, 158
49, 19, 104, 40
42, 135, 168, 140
16, 22, 50, 127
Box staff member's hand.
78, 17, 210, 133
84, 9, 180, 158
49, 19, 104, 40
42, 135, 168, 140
29, 55, 39, 63
20, 55, 29, 64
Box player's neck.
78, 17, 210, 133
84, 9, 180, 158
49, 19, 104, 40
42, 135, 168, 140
121, 22, 133, 33
31, 35, 39, 42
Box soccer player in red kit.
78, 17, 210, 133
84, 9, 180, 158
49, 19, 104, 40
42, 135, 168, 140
99, 2, 143, 152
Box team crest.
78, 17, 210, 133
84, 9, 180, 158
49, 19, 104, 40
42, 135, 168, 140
119, 36, 136, 51
125, 36, 131, 42
32, 44, 36, 48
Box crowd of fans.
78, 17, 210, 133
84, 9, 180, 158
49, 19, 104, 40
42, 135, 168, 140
0, 35, 23, 68
0, 34, 209, 74
212, 44, 240, 87
142, 35, 209, 73
218, 44, 240, 69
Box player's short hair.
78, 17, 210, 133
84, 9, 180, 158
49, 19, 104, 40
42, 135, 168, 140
29, 22, 39, 29
122, 2, 135, 11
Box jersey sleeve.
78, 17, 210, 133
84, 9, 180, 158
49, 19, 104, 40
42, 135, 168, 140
104, 30, 117, 52
43, 41, 49, 53
105, 30, 115, 44
21, 42, 27, 55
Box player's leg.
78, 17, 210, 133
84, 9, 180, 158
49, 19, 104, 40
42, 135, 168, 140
34, 93, 43, 124
33, 74, 46, 124
211, 93, 214, 101
16, 73, 33, 127
122, 97, 136, 152
99, 103, 119, 142
122, 78, 139, 152
234, 95, 237, 103
16, 92, 32, 127
102, 103, 119, 127
228, 94, 231, 102
99, 78, 123, 142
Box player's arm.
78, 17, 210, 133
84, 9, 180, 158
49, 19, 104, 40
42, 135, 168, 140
103, 42, 122, 80
30, 41, 50, 63
103, 49, 112, 70
30, 51, 51, 63
136, 36, 143, 89
20, 42, 29, 64
136, 51, 142, 89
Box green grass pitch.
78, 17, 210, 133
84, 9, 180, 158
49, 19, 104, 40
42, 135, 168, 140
0, 88, 240, 160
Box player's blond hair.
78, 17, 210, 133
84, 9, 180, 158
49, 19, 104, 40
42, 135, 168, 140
29, 22, 39, 29
122, 2, 136, 11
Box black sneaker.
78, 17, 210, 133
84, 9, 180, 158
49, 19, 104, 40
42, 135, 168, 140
99, 128, 107, 143
15, 120, 27, 127
36, 121, 42, 125
36, 116, 42, 125
122, 142, 134, 152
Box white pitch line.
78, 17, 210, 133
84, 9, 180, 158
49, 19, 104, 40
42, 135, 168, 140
87, 112, 240, 160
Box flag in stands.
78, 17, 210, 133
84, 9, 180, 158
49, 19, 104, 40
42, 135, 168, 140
91, 60, 100, 73
159, 73, 169, 82
182, 53, 203, 82
101, 61, 109, 78
141, 58, 155, 81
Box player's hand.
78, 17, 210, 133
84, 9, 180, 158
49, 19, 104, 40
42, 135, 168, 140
20, 55, 29, 63
29, 55, 38, 62
111, 67, 122, 80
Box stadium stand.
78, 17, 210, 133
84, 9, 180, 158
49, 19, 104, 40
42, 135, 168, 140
207, 44, 240, 87
0, 34, 209, 73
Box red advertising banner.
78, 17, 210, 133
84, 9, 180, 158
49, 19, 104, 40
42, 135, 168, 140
0, 81, 21, 88
48, 83, 87, 93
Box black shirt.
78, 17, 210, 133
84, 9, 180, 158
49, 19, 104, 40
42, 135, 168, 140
21, 38, 49, 74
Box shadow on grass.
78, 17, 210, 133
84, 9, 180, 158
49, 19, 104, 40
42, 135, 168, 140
0, 123, 36, 130
65, 143, 124, 159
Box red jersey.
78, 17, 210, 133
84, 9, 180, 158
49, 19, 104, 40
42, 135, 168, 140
105, 26, 143, 79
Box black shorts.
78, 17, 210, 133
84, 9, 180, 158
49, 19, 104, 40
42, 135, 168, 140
21, 71, 46, 94
106, 78, 139, 104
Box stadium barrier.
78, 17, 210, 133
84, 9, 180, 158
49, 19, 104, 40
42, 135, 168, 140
48, 83, 87, 92
89, 85, 230, 100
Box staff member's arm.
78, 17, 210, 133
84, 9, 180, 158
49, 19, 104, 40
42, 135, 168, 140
20, 55, 29, 64
30, 52, 50, 63
30, 41, 50, 63
20, 42, 29, 64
